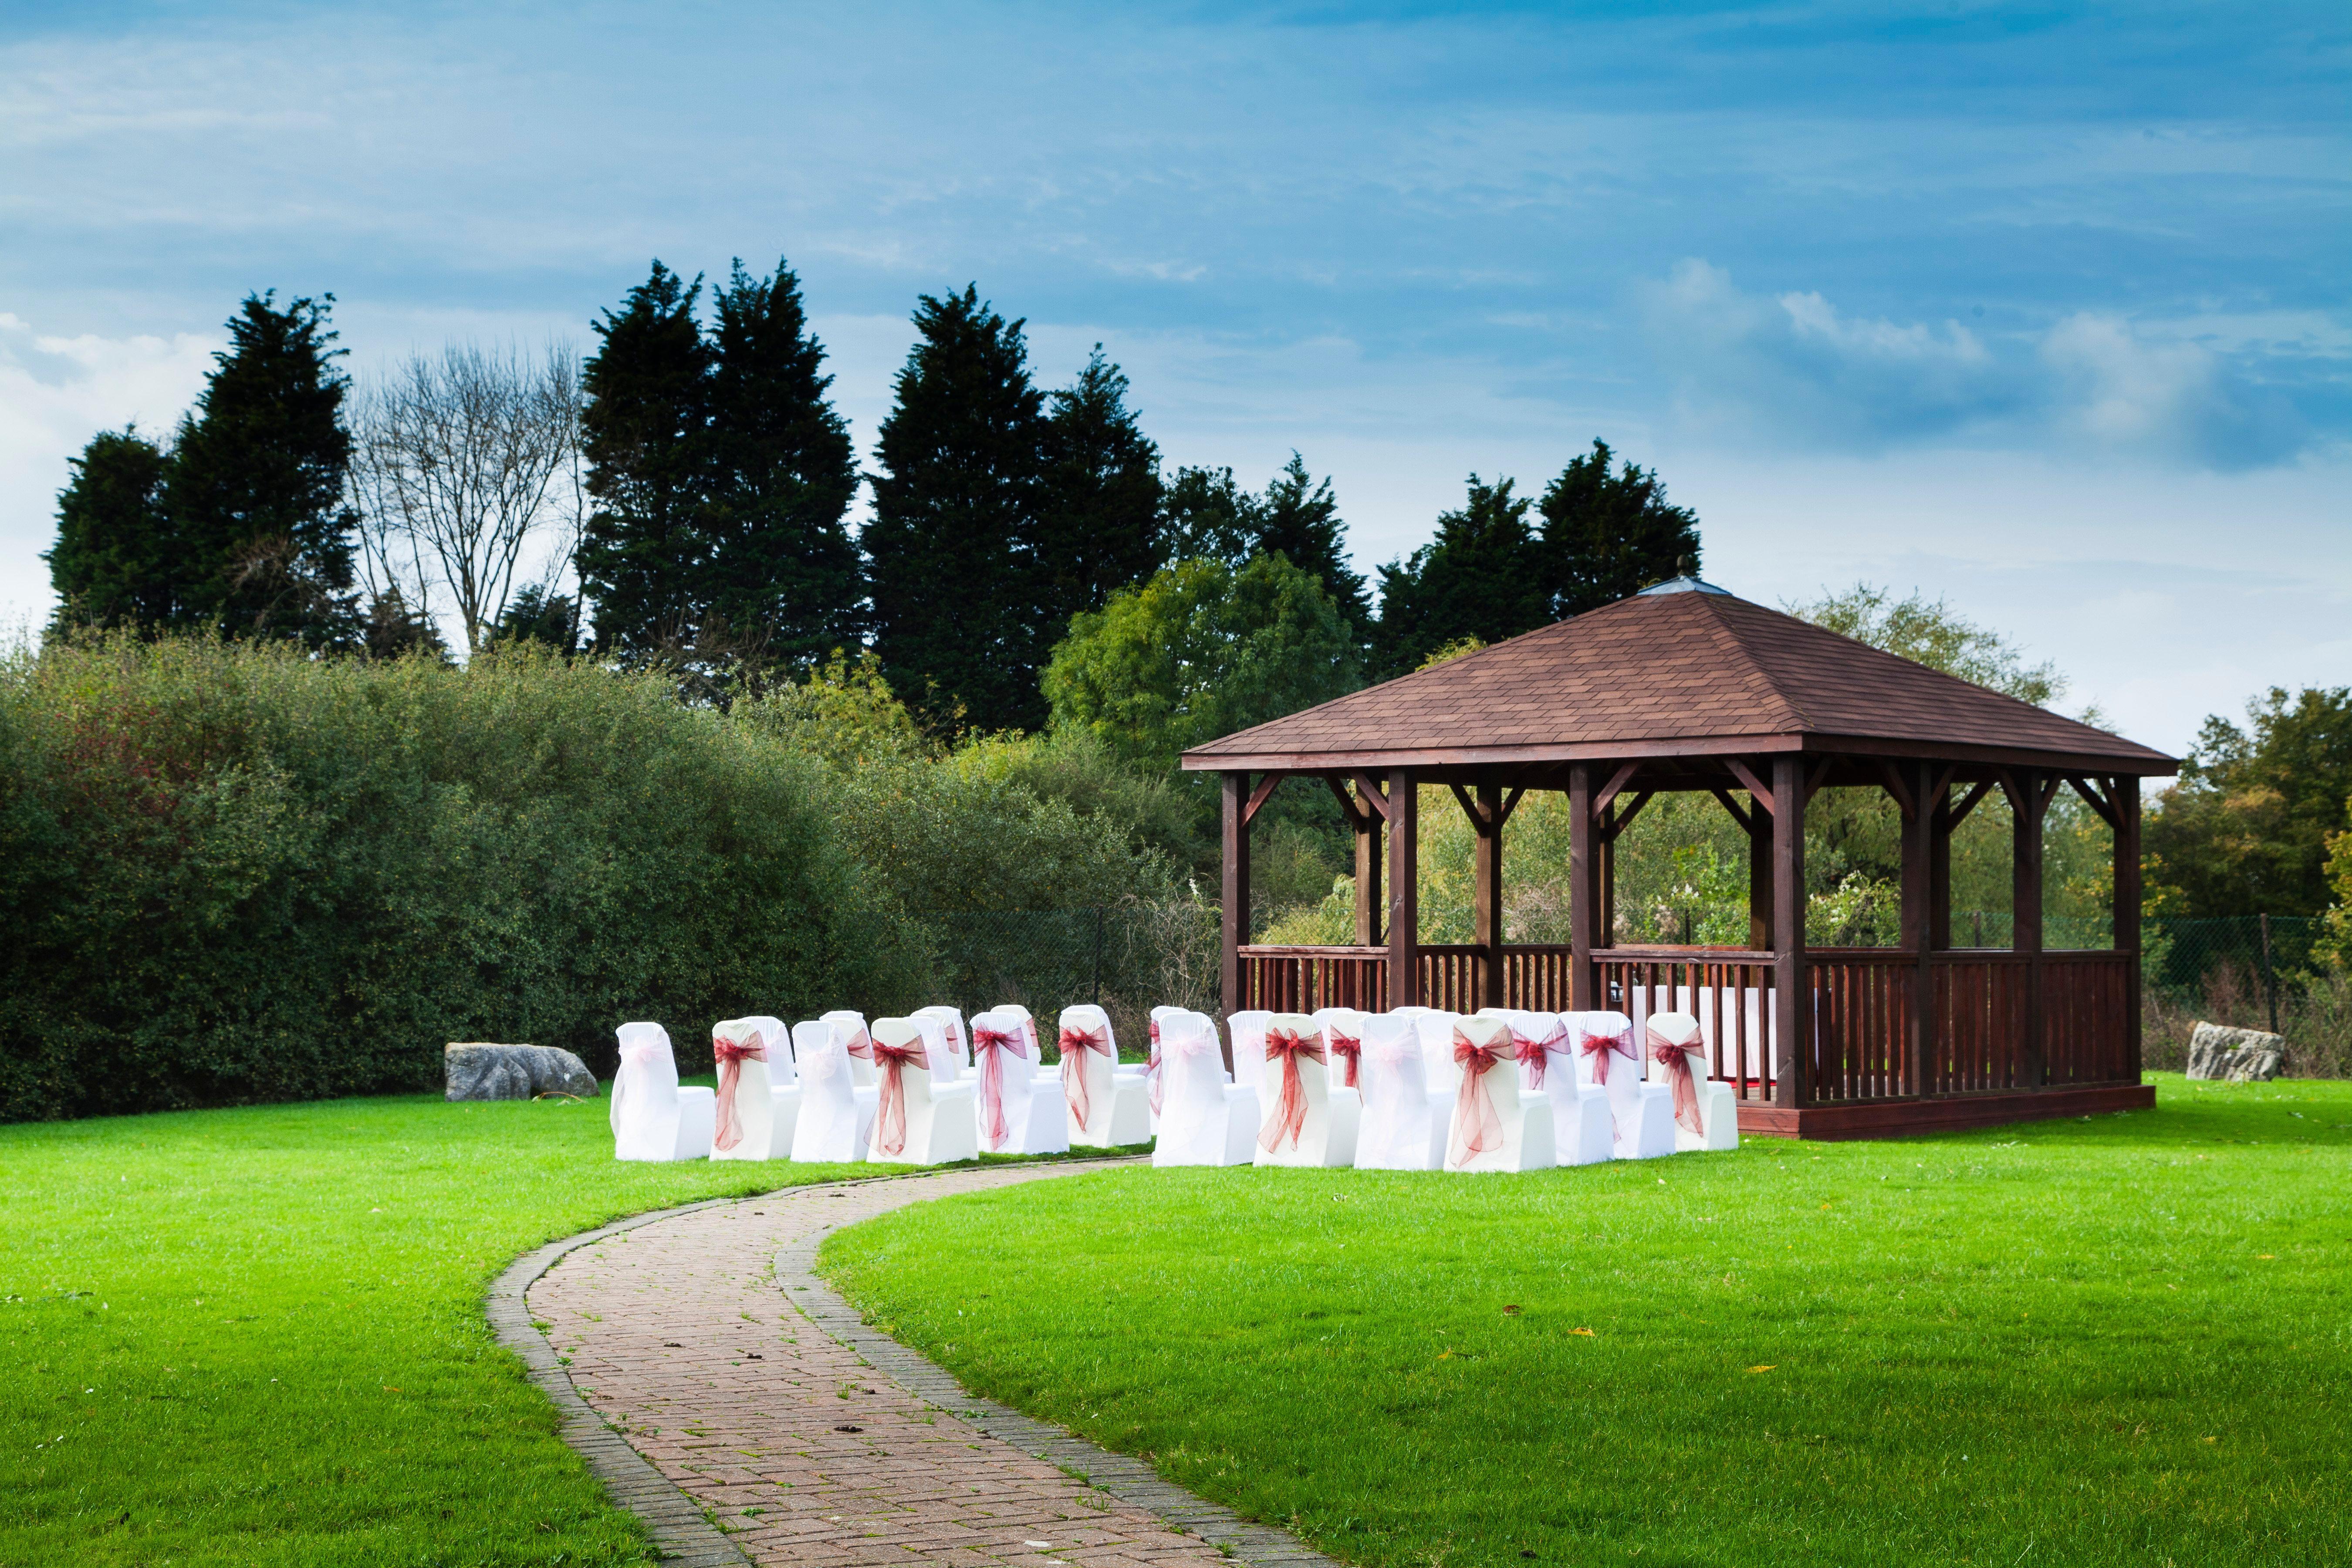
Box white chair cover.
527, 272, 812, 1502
609, 1022, 716, 1162
1477, 1006, 1612, 1166
1226, 1009, 1270, 1092
710, 1014, 800, 1162
1146, 1004, 1191, 1132
912, 1006, 970, 1081
970, 1006, 1070, 1155
1056, 1004, 1151, 1147
1442, 1014, 1555, 1173
1568, 1010, 1675, 1159
1409, 1009, 1467, 1095
1152, 1010, 1261, 1166
1352, 1012, 1453, 1171
858, 1016, 978, 1165
789, 1017, 879, 1162
1312, 1007, 1372, 1096
1645, 1011, 1739, 1152
1252, 1012, 1360, 1168
821, 1010, 875, 1087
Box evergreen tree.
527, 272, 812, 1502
1371, 475, 1550, 676
1536, 439, 1701, 615
44, 427, 178, 630
1159, 465, 1254, 564
1034, 346, 1163, 637
704, 257, 862, 666
577, 261, 714, 656
1252, 453, 1368, 633
166, 293, 360, 645
864, 285, 1047, 731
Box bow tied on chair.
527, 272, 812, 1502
1325, 1025, 1364, 1089
1577, 1020, 1635, 1085
710, 1028, 768, 1152
1058, 1021, 1113, 1128
850, 1031, 928, 1156
1506, 1021, 1561, 1090
1449, 1027, 1506, 1166
1646, 1022, 1707, 1136
1257, 1026, 1327, 1151
970, 1024, 1021, 1146
1145, 1020, 1164, 1115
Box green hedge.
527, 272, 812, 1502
0, 637, 922, 1121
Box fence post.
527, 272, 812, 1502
2261, 912, 2278, 1035
1093, 906, 1105, 1007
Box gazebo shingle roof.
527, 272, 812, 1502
1180, 586, 2174, 773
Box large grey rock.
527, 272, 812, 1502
2185, 1022, 2286, 1082
444, 1042, 599, 1102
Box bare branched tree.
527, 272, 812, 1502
350, 342, 584, 653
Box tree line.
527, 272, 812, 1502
46, 260, 1702, 733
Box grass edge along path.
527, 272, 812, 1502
822, 1075, 2352, 1568
3, 1091, 945, 1567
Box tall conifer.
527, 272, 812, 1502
1251, 453, 1367, 633
1371, 475, 1549, 676
705, 257, 862, 664
1034, 346, 1163, 640
864, 286, 1046, 731
1536, 439, 1701, 615
166, 293, 360, 645
577, 262, 714, 656
44, 427, 179, 630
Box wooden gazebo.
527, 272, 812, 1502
1179, 578, 2176, 1139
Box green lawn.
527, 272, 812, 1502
0, 1092, 868, 1567
824, 1075, 2352, 1568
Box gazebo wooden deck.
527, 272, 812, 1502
1179, 577, 2177, 1139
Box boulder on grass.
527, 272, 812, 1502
2186, 1022, 2286, 1083
445, 1043, 599, 1101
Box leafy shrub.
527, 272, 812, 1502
0, 635, 924, 1121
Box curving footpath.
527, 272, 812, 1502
488, 1160, 1339, 1568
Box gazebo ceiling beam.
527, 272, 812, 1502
1876, 760, 1917, 822
1711, 785, 1757, 835
1351, 771, 1391, 821
1602, 791, 1654, 842
1592, 760, 1641, 819
1723, 756, 1774, 812
1946, 778, 1995, 828
2067, 774, 2122, 831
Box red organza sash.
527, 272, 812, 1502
1146, 1020, 1164, 1114
1578, 1020, 1634, 1085
1325, 1027, 1363, 1088
711, 1030, 767, 1152
850, 1033, 928, 1156
1257, 1026, 1326, 1151
1507, 1021, 1562, 1090
1058, 1022, 1112, 1128
971, 1024, 1020, 1146
1648, 1023, 1706, 1135
1450, 1028, 1504, 1166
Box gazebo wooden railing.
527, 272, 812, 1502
1186, 578, 2178, 1139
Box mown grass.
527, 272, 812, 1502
0, 1092, 868, 1566
824, 1075, 2352, 1568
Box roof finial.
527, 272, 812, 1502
1677, 553, 1696, 579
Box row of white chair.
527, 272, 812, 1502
609, 1004, 1155, 1165
1149, 1005, 1738, 1172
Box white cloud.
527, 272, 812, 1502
0, 313, 218, 626
1642, 260, 2327, 470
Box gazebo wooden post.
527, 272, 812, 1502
1352, 781, 1383, 948
1929, 786, 1954, 949
1771, 754, 1809, 1108
1569, 764, 1598, 1012
1474, 780, 1505, 1008
2012, 769, 2047, 1088
2114, 774, 2142, 1079
1220, 770, 1250, 1065
1899, 759, 1936, 1098
1748, 806, 1774, 949
1386, 769, 1418, 1008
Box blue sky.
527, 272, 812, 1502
2, 1, 2345, 751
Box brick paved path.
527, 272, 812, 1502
520, 1162, 1332, 1568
